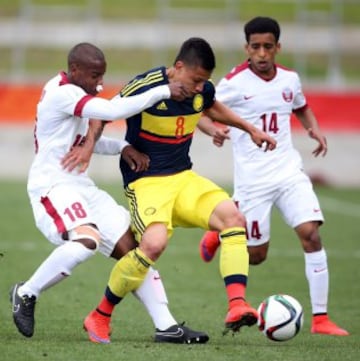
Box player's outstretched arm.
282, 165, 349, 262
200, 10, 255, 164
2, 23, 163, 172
197, 117, 230, 147
204, 100, 277, 151
82, 82, 187, 122
62, 124, 150, 173
61, 120, 105, 172
294, 107, 328, 157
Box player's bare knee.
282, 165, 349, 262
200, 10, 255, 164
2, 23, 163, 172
296, 222, 322, 251
141, 224, 168, 261
69, 224, 101, 250
310, 227, 322, 243
223, 211, 246, 229
249, 252, 266, 265
236, 211, 247, 227
300, 228, 322, 252
248, 245, 268, 265
140, 238, 166, 261
212, 200, 246, 228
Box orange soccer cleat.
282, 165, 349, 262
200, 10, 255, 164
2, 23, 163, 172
224, 300, 258, 334
199, 231, 220, 262
311, 315, 349, 336
83, 310, 111, 344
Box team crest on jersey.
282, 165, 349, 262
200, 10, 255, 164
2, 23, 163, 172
282, 88, 293, 102
144, 207, 156, 215
193, 94, 204, 112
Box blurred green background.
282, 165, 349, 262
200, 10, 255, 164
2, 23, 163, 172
0, 0, 359, 86
1, 0, 359, 23
0, 3, 359, 360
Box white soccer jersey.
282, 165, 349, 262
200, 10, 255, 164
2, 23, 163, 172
28, 72, 95, 194
27, 72, 172, 254
27, 72, 171, 196
216, 61, 307, 198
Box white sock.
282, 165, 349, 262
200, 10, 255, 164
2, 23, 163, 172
132, 267, 177, 330
304, 248, 329, 314
18, 242, 95, 298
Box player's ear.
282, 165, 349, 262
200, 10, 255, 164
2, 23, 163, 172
174, 60, 184, 70
69, 62, 78, 73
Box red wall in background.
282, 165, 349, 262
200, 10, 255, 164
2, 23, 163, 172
0, 84, 359, 132
291, 91, 359, 132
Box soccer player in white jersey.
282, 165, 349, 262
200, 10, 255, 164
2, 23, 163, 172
198, 17, 349, 336
10, 42, 209, 344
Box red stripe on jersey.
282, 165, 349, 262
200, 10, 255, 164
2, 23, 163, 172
139, 131, 193, 144
74, 95, 94, 117
225, 61, 249, 80
41, 196, 66, 233
59, 71, 70, 85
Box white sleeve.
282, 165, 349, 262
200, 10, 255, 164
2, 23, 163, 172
81, 85, 171, 120
293, 73, 307, 110
216, 78, 238, 107
93, 136, 130, 155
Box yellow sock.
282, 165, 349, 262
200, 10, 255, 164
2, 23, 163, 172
219, 227, 249, 279
108, 248, 154, 298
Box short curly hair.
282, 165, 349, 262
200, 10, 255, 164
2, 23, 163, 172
244, 17, 281, 43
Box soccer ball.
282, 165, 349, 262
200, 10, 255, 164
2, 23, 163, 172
257, 294, 304, 341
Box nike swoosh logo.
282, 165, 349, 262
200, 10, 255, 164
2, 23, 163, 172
313, 209, 321, 213
153, 276, 161, 280
244, 95, 254, 100
157, 327, 184, 338
11, 286, 21, 313
314, 267, 327, 273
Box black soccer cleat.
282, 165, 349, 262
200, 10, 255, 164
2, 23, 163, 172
155, 322, 209, 344
9, 282, 37, 337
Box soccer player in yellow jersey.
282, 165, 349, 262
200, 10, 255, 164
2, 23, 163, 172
80, 37, 277, 343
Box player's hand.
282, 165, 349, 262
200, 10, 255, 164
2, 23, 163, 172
250, 129, 277, 151
61, 144, 93, 173
213, 126, 230, 147
307, 127, 328, 157
122, 145, 150, 172
168, 81, 190, 101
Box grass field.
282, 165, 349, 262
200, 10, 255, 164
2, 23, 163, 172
0, 181, 359, 361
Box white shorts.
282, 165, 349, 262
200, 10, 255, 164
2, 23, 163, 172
29, 183, 130, 257
235, 172, 324, 247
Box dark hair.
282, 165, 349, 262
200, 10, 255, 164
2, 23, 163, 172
68, 42, 105, 67
244, 17, 281, 43
174, 37, 216, 71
